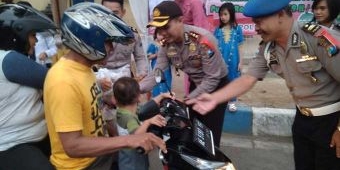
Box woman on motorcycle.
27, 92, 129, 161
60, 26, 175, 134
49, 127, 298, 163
0, 3, 56, 169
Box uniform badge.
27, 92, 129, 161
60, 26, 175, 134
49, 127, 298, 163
300, 41, 308, 54
291, 33, 299, 46
269, 50, 279, 65
296, 41, 318, 62
189, 43, 196, 52
167, 45, 177, 58
184, 32, 191, 45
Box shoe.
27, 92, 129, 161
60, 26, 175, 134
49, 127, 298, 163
228, 103, 237, 112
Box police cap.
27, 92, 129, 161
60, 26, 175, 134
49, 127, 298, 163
147, 1, 183, 28
243, 0, 292, 18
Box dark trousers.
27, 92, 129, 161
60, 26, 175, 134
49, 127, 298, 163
293, 109, 340, 170
189, 77, 228, 147
0, 136, 54, 170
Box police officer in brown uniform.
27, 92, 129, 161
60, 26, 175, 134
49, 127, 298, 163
187, 0, 340, 169
139, 1, 228, 147
101, 0, 148, 79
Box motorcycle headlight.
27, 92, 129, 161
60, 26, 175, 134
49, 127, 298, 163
180, 153, 236, 170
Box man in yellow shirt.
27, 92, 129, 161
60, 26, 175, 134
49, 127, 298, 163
44, 3, 166, 170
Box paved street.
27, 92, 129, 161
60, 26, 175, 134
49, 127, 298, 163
149, 133, 294, 170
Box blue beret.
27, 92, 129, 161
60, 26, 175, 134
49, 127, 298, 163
243, 0, 291, 18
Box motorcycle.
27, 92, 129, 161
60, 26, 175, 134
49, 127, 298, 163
137, 68, 236, 170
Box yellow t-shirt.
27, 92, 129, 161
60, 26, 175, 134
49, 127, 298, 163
44, 58, 104, 170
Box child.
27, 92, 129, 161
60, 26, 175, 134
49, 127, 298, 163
214, 2, 244, 112
113, 77, 169, 170
147, 28, 172, 97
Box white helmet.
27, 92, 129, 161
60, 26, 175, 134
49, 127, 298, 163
61, 2, 134, 61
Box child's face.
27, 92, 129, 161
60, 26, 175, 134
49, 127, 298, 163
219, 9, 231, 25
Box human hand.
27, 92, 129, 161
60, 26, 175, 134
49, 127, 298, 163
39, 52, 48, 62
98, 77, 112, 92
127, 133, 167, 154
153, 92, 175, 105
330, 128, 340, 158
185, 93, 217, 115
147, 114, 167, 127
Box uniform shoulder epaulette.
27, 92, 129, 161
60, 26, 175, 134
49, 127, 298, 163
302, 22, 339, 57
188, 31, 200, 41
130, 26, 138, 33
301, 22, 322, 35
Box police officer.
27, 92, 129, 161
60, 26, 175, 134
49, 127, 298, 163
139, 1, 228, 147
101, 0, 148, 80
187, 0, 340, 169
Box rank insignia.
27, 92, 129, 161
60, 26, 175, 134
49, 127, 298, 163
189, 31, 200, 40
302, 23, 321, 35
167, 45, 177, 57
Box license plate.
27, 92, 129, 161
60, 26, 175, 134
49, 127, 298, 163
192, 118, 215, 156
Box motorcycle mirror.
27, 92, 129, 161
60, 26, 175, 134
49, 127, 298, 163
154, 68, 173, 96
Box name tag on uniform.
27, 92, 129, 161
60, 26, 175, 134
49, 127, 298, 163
296, 55, 318, 62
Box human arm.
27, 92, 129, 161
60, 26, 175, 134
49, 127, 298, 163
59, 130, 166, 157
2, 51, 47, 89
139, 47, 170, 93
35, 33, 57, 62
186, 34, 227, 99
147, 43, 158, 60
133, 32, 148, 77
186, 74, 258, 115
134, 115, 166, 135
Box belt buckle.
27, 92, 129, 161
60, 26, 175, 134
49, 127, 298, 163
300, 107, 313, 116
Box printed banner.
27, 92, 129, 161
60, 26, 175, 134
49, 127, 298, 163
205, 0, 314, 35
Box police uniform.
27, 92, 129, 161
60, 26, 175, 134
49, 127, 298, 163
140, 1, 228, 146
243, 0, 340, 169
104, 27, 148, 77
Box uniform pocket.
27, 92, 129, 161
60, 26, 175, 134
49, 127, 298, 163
296, 60, 322, 73
270, 64, 283, 75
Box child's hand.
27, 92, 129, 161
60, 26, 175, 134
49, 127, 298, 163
147, 114, 166, 127
153, 92, 175, 105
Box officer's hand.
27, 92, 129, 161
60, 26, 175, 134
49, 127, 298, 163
185, 93, 217, 115
330, 129, 340, 158
126, 133, 167, 154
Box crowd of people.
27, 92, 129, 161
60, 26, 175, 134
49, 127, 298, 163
0, 0, 339, 170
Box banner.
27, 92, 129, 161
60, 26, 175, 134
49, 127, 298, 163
205, 0, 314, 35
